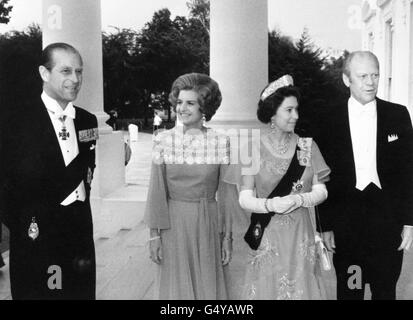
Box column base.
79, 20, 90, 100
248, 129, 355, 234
95, 111, 113, 135
91, 185, 147, 239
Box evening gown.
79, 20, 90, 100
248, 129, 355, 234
225, 133, 331, 300
144, 128, 230, 300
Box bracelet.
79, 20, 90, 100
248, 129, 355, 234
148, 236, 161, 242
264, 198, 271, 213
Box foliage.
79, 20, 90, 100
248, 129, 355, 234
0, 0, 13, 24
0, 24, 42, 108
136, 8, 209, 91
130, 7, 209, 126
102, 27, 141, 118
187, 0, 210, 35
268, 28, 348, 136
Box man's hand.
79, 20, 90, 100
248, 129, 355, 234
321, 231, 336, 253
398, 226, 413, 251
87, 167, 93, 185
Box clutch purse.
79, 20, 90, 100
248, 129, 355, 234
315, 234, 331, 271
313, 205, 332, 271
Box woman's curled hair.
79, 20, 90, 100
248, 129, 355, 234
169, 73, 222, 122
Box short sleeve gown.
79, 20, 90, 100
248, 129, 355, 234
225, 133, 331, 300
144, 128, 230, 300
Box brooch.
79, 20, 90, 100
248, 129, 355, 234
292, 180, 304, 193
297, 137, 312, 167
28, 217, 39, 240
253, 222, 262, 239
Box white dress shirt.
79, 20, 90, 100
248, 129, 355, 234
348, 96, 382, 191
41, 92, 86, 206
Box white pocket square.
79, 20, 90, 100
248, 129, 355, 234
388, 134, 399, 142
90, 144, 96, 150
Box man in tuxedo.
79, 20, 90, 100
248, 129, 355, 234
0, 42, 98, 299
317, 51, 413, 300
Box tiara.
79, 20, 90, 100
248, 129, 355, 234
260, 75, 294, 101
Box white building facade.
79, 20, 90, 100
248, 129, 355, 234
361, 0, 413, 116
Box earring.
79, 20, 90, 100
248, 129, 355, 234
270, 121, 281, 134
202, 114, 206, 126
270, 121, 276, 130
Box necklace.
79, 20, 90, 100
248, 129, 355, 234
268, 132, 292, 155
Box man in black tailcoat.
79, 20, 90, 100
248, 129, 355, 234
317, 51, 413, 300
0, 42, 98, 299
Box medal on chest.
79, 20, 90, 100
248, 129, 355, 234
58, 115, 70, 140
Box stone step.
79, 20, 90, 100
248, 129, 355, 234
95, 222, 154, 299
92, 184, 148, 239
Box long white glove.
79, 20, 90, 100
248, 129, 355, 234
296, 183, 328, 207
239, 189, 268, 213
239, 190, 296, 214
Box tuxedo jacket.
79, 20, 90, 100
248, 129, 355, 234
0, 96, 97, 236
317, 98, 413, 249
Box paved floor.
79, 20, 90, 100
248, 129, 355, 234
1, 131, 413, 300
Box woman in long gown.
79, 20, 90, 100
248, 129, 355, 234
225, 75, 331, 300
144, 73, 232, 300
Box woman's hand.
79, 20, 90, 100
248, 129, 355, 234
221, 235, 233, 266
149, 237, 163, 264
283, 195, 303, 214
268, 196, 296, 214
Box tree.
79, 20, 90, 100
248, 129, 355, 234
0, 0, 13, 24
0, 24, 42, 110
268, 28, 347, 137
133, 8, 209, 126
187, 0, 210, 35
102, 28, 141, 118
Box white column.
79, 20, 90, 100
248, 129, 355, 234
42, 0, 125, 202
208, 1, 269, 298
209, 0, 268, 129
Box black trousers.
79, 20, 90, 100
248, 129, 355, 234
10, 201, 96, 300
333, 184, 403, 300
